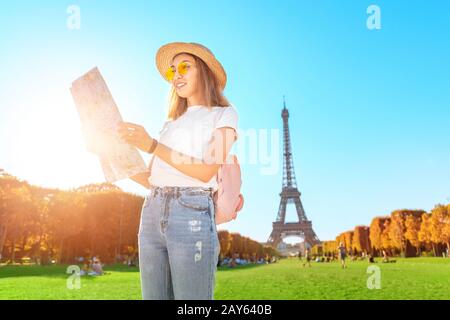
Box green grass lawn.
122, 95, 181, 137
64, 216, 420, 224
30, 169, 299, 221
1, 258, 449, 300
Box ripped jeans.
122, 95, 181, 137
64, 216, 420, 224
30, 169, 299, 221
138, 185, 220, 300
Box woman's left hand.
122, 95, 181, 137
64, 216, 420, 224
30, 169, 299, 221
117, 122, 154, 152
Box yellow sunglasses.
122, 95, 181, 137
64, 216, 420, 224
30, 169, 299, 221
165, 61, 191, 81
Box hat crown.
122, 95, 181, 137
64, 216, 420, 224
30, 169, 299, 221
188, 42, 214, 55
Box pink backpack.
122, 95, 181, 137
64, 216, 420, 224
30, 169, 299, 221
212, 106, 244, 225
213, 154, 244, 225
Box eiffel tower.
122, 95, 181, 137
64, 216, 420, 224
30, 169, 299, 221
267, 98, 320, 251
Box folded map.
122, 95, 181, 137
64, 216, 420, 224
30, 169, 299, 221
70, 67, 147, 183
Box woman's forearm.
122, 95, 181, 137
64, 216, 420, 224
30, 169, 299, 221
153, 142, 220, 183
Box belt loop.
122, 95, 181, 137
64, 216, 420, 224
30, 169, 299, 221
156, 187, 162, 198
151, 187, 156, 198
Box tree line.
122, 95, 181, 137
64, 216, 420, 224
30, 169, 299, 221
0, 171, 275, 264
312, 207, 450, 257
218, 230, 279, 261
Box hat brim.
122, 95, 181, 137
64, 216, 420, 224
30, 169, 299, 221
155, 42, 227, 90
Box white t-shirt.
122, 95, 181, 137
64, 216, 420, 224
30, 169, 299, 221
148, 104, 239, 191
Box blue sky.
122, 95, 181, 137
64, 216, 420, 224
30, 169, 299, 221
1, 0, 449, 243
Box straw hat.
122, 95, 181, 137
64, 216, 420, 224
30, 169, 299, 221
155, 42, 227, 90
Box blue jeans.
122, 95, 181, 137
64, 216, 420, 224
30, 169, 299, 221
138, 185, 221, 300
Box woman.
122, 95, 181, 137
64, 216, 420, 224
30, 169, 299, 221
117, 42, 239, 300
302, 248, 311, 268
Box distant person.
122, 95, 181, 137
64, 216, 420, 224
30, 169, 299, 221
303, 249, 311, 268
338, 242, 347, 269
382, 250, 396, 263
382, 250, 389, 263
221, 257, 230, 266
368, 254, 375, 263
91, 258, 104, 275
80, 260, 92, 276
127, 255, 137, 267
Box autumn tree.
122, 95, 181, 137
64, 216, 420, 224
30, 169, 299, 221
218, 230, 231, 258
380, 218, 392, 255
369, 216, 389, 256
322, 240, 337, 255
343, 231, 353, 254
0, 173, 30, 260
405, 213, 423, 256
419, 213, 434, 256
335, 233, 345, 248
443, 205, 450, 253
430, 205, 450, 256
353, 226, 370, 255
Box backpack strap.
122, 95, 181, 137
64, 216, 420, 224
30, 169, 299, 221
212, 107, 229, 192
213, 106, 236, 164
147, 154, 155, 175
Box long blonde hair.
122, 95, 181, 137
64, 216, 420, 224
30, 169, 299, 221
167, 54, 229, 121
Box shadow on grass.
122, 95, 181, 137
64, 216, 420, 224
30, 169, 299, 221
0, 264, 140, 280
217, 263, 271, 272
0, 262, 270, 279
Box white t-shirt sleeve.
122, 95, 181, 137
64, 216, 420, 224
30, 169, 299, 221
214, 105, 239, 140
158, 120, 171, 137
